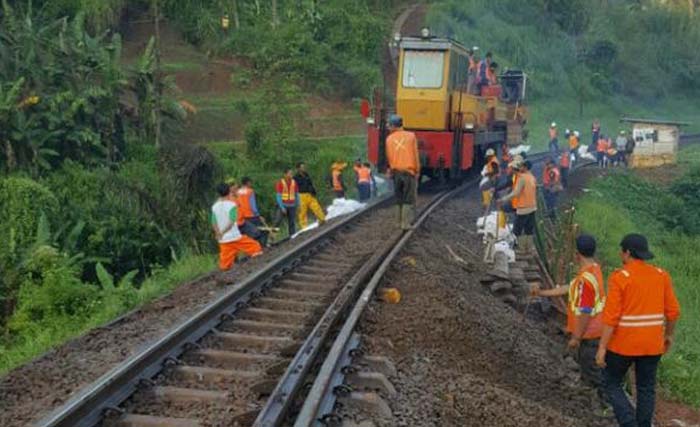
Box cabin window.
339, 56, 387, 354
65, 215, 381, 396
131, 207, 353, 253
402, 50, 445, 89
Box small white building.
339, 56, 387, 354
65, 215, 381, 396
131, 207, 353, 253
620, 117, 690, 168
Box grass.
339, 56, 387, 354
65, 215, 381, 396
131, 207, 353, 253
0, 254, 215, 375
573, 149, 700, 407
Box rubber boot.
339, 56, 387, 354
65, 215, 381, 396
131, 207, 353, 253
404, 205, 415, 230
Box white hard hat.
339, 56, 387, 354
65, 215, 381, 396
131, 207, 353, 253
620, 130, 626, 134
574, 130, 580, 137
473, 46, 479, 51
565, 128, 570, 134
485, 148, 495, 157
550, 122, 557, 128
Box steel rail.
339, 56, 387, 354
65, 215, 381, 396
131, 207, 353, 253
34, 193, 395, 427
253, 186, 455, 427
293, 182, 468, 427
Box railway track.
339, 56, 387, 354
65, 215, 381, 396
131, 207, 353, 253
34, 152, 566, 427
34, 187, 446, 427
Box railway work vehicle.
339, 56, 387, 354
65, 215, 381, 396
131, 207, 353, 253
365, 29, 528, 181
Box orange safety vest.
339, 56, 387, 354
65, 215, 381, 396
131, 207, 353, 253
332, 169, 344, 191
603, 259, 681, 356
279, 178, 297, 203
515, 171, 536, 210
237, 187, 255, 219
560, 152, 570, 169
567, 263, 605, 339
386, 129, 420, 176
569, 135, 579, 150
597, 138, 608, 152
357, 167, 372, 184
511, 173, 519, 208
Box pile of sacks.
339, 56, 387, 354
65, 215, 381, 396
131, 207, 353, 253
476, 211, 516, 262
292, 198, 366, 238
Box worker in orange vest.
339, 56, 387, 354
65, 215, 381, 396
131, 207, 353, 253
476, 51, 493, 94
542, 158, 562, 220
357, 162, 374, 202
596, 135, 608, 168
386, 114, 420, 230
237, 177, 268, 247
498, 158, 537, 253
559, 148, 571, 189
294, 162, 326, 229
330, 161, 347, 198
531, 234, 606, 393
211, 183, 263, 271
596, 234, 681, 427
273, 168, 299, 236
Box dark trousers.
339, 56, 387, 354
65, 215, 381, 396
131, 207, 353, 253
274, 206, 297, 236
513, 212, 535, 236
358, 183, 371, 202
393, 171, 417, 206
334, 190, 345, 198
544, 190, 558, 220
597, 152, 605, 167
604, 351, 661, 427
560, 167, 569, 188
240, 217, 268, 247
577, 339, 604, 393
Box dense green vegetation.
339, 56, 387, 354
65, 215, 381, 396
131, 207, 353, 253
574, 148, 700, 407
0, 0, 378, 373
429, 0, 700, 146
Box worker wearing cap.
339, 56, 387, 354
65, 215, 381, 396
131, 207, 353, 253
531, 234, 605, 392
386, 114, 420, 230
498, 159, 537, 253
596, 234, 681, 427
480, 148, 500, 208
548, 122, 559, 158
357, 162, 374, 202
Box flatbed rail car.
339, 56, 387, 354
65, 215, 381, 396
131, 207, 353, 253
366, 32, 528, 180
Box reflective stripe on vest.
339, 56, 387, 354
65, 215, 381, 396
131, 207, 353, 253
618, 313, 665, 327
568, 271, 605, 316
515, 173, 536, 209
511, 174, 519, 208
280, 179, 297, 203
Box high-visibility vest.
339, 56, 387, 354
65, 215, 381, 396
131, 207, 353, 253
569, 135, 579, 150
332, 169, 343, 191
597, 139, 608, 152
237, 187, 255, 219
567, 265, 605, 339
357, 167, 371, 184
279, 178, 297, 203
603, 260, 681, 356
511, 173, 519, 208
515, 172, 536, 210
560, 152, 570, 168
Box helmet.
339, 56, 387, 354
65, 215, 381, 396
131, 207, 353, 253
565, 128, 571, 134
485, 148, 495, 157
620, 130, 626, 135
388, 114, 403, 128
574, 130, 580, 137
550, 122, 557, 128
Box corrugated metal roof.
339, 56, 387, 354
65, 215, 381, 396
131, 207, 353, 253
620, 117, 691, 126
